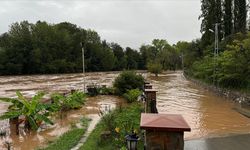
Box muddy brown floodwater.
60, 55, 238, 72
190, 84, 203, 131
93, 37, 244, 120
0, 71, 250, 149
148, 72, 250, 140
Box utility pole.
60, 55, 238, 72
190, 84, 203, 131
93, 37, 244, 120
181, 52, 184, 71
213, 23, 219, 86
81, 42, 85, 92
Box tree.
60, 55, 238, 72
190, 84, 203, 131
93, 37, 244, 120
113, 71, 144, 95
111, 43, 127, 70
147, 62, 163, 76
200, 0, 223, 46
100, 41, 115, 71
125, 47, 140, 70
0, 21, 120, 75
140, 45, 156, 69
234, 0, 247, 33
7, 21, 33, 74
224, 0, 233, 37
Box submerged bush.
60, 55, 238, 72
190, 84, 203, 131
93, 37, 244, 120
147, 62, 163, 77
87, 85, 114, 96
51, 91, 86, 110
99, 87, 115, 95
123, 89, 142, 103
113, 71, 144, 95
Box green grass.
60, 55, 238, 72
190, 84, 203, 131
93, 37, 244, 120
80, 103, 144, 150
39, 117, 89, 150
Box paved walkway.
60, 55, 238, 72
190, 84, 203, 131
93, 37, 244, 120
71, 114, 100, 150
185, 134, 250, 150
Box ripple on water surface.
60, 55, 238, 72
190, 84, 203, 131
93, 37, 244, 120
0, 71, 250, 149
148, 71, 250, 140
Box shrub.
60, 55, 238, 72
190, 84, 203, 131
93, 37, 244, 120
123, 89, 142, 103
51, 91, 86, 110
87, 85, 100, 96
147, 62, 163, 76
80, 103, 144, 150
99, 87, 115, 95
113, 71, 144, 95
87, 85, 115, 96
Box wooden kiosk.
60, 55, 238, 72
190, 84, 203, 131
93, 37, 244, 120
140, 113, 191, 150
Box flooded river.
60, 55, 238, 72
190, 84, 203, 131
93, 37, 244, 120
0, 71, 250, 149
148, 72, 250, 140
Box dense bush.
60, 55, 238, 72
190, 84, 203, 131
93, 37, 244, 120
113, 71, 144, 95
51, 91, 86, 110
80, 103, 144, 150
87, 85, 114, 96
190, 32, 250, 89
123, 89, 142, 103
147, 62, 163, 76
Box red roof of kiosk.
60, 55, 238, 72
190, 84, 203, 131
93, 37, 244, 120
140, 113, 191, 132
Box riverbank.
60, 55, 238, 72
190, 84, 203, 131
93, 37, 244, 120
183, 73, 250, 106
185, 133, 250, 150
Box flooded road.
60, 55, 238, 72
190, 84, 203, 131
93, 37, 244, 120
148, 72, 250, 140
0, 71, 250, 149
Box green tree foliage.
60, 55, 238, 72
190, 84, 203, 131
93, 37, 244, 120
111, 43, 127, 70
224, 0, 233, 37
139, 39, 182, 71
234, 0, 247, 33
147, 62, 163, 76
80, 103, 143, 150
125, 47, 141, 70
182, 1, 249, 91
200, 0, 223, 46
51, 91, 86, 110
123, 89, 142, 103
113, 71, 144, 95
190, 32, 250, 89
200, 0, 248, 45
0, 21, 183, 75
0, 21, 145, 75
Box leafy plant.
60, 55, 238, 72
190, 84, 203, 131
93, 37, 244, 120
147, 61, 163, 77
0, 91, 53, 130
101, 112, 116, 132
51, 91, 86, 111
123, 89, 142, 103
80, 103, 143, 150
113, 71, 144, 95
99, 87, 115, 95
40, 128, 85, 150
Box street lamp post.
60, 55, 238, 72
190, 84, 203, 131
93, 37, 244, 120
209, 23, 219, 86
80, 42, 85, 93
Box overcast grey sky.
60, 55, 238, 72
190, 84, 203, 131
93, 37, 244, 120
0, 0, 201, 49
